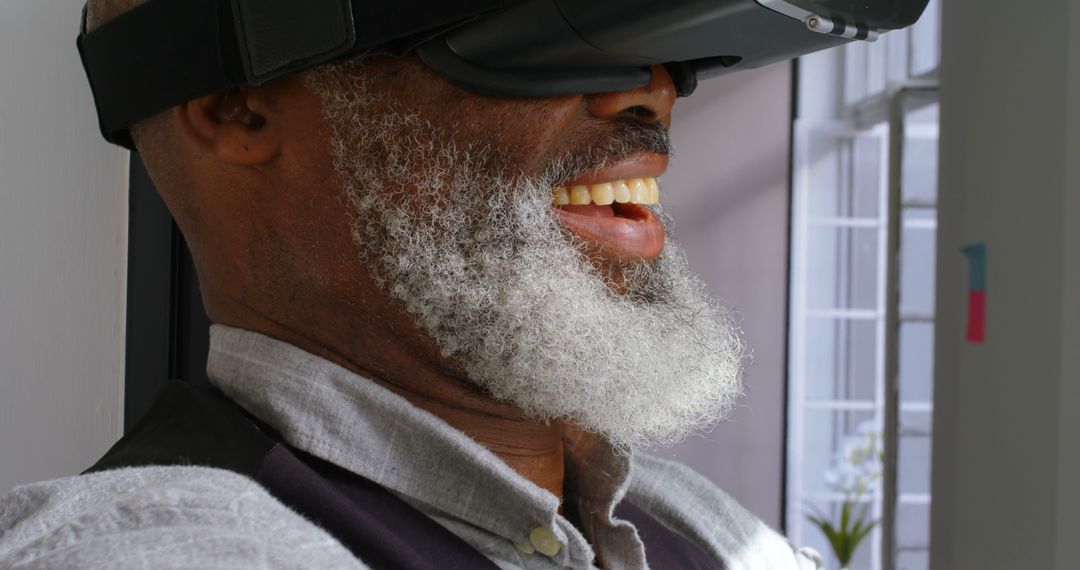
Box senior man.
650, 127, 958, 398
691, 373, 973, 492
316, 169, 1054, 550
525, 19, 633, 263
0, 1, 827, 568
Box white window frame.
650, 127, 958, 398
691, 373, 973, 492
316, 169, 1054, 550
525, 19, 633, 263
785, 3, 941, 568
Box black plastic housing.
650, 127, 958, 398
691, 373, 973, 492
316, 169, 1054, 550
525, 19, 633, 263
78, 0, 930, 148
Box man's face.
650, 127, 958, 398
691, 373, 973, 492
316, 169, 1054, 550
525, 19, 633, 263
305, 56, 744, 449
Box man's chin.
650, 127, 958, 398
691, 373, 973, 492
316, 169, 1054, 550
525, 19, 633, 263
574, 254, 665, 299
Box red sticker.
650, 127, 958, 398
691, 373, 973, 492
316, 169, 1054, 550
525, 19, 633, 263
966, 291, 986, 344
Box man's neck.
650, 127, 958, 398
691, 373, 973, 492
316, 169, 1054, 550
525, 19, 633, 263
376, 377, 568, 502
210, 306, 569, 502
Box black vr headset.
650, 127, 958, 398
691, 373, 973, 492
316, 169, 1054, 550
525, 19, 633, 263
78, 0, 930, 149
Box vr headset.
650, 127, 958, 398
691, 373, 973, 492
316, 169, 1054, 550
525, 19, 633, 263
78, 0, 929, 149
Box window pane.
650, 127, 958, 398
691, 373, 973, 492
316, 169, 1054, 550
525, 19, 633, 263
806, 226, 880, 311
900, 212, 937, 316
899, 322, 935, 402
805, 132, 847, 218
906, 101, 939, 126
894, 503, 928, 561
902, 134, 939, 204
805, 317, 878, 401
898, 431, 932, 496
806, 133, 882, 219
802, 409, 879, 495
866, 33, 888, 97
910, 0, 941, 76
900, 410, 933, 435
844, 42, 868, 105
850, 135, 883, 218
897, 549, 930, 570
885, 30, 910, 85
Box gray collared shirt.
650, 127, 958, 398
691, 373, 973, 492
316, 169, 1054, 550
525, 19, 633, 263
0, 326, 821, 569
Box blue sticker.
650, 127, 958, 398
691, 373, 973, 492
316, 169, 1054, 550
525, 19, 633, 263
962, 243, 987, 292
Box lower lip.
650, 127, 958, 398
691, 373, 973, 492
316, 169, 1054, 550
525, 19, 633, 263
553, 203, 665, 262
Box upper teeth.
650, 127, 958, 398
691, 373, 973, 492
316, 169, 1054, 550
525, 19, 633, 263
552, 178, 660, 206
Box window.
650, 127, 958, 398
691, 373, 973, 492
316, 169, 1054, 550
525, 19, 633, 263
786, 3, 940, 569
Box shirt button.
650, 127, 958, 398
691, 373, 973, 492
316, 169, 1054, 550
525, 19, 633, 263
514, 541, 536, 555
529, 527, 562, 557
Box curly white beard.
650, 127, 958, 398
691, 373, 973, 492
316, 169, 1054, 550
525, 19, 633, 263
308, 64, 745, 449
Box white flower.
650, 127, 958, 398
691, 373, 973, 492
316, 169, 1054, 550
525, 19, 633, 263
824, 420, 884, 497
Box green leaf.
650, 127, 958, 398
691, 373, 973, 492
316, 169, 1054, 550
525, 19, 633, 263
806, 515, 842, 561
805, 501, 881, 566
849, 518, 878, 554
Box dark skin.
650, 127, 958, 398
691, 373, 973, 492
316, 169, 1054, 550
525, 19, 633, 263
146, 54, 675, 503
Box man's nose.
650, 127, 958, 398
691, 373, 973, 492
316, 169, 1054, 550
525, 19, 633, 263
584, 65, 676, 125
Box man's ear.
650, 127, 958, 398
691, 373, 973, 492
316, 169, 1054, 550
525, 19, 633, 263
175, 87, 280, 165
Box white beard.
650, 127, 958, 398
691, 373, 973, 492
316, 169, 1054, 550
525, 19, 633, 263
309, 64, 745, 449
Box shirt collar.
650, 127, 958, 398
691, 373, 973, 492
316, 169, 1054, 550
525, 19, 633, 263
206, 325, 642, 567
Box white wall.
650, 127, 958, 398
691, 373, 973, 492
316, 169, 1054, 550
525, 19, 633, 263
0, 1, 128, 493
931, 0, 1080, 568
654, 62, 792, 528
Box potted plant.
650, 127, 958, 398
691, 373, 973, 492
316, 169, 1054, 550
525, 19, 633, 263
806, 421, 884, 570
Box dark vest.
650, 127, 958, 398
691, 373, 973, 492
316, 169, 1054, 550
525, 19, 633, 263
87, 382, 720, 569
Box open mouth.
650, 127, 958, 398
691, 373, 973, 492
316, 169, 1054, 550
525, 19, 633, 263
551, 177, 665, 262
